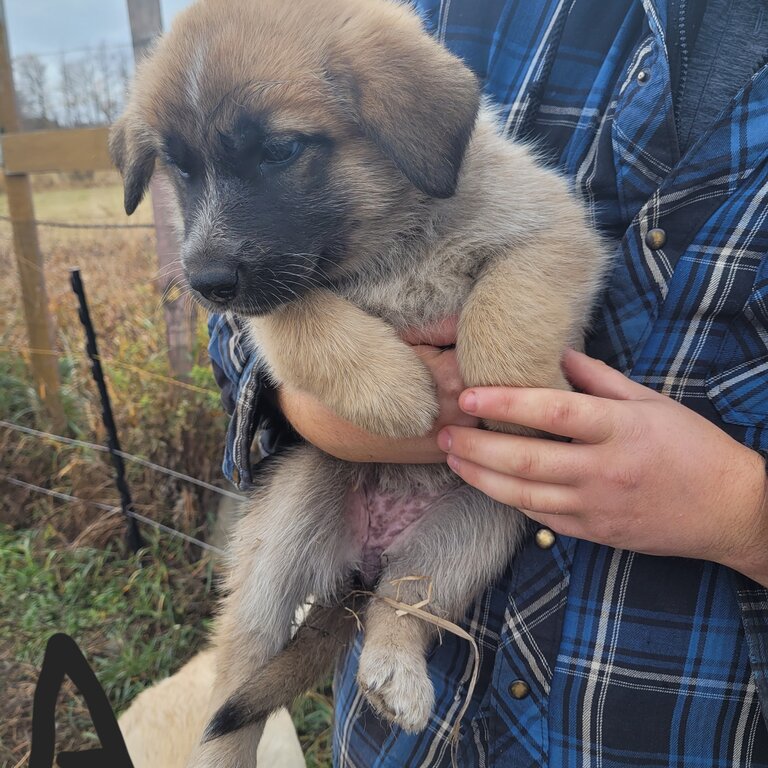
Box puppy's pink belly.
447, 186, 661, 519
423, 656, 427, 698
347, 486, 445, 584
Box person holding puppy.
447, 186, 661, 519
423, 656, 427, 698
209, 0, 768, 764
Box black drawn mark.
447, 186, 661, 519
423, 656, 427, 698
29, 633, 135, 768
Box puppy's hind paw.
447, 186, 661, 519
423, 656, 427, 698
357, 642, 434, 733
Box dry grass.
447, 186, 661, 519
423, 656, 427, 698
0, 172, 225, 531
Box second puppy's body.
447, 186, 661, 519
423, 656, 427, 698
110, 0, 609, 764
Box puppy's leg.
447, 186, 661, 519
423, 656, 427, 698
206, 595, 364, 739
358, 486, 526, 732
249, 290, 438, 438
187, 446, 355, 768
458, 247, 591, 433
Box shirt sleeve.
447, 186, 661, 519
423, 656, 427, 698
207, 312, 299, 490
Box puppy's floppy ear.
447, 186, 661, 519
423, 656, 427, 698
329, 6, 480, 199
109, 113, 156, 215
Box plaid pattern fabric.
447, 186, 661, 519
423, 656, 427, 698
207, 313, 297, 487
207, 0, 768, 764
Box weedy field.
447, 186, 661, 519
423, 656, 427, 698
0, 174, 333, 768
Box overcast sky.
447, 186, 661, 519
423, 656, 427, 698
5, 0, 193, 58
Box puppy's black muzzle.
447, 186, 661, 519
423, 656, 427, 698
189, 267, 239, 304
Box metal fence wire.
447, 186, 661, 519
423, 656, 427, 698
0, 214, 154, 230
3, 475, 225, 555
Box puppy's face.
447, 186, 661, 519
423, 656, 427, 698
111, 0, 479, 316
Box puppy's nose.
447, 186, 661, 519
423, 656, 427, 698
190, 268, 239, 303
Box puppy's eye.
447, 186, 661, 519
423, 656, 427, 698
262, 139, 303, 166
164, 154, 193, 180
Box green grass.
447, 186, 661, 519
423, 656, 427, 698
1, 530, 212, 687
0, 524, 215, 766
0, 519, 334, 768
291, 683, 335, 768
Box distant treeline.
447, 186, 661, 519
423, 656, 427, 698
14, 44, 133, 131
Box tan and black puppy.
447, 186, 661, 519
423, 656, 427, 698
111, 0, 609, 765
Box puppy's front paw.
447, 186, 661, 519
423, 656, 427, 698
332, 358, 438, 439
358, 641, 434, 733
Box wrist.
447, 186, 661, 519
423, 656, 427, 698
718, 451, 768, 587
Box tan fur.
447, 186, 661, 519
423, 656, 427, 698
112, 1, 611, 766
118, 649, 305, 768
250, 291, 438, 438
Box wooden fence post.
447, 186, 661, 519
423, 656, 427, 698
126, 0, 194, 379
0, 0, 65, 429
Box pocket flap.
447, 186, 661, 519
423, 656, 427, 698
706, 355, 768, 427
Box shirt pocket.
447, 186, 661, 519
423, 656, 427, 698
705, 261, 768, 428
706, 352, 768, 427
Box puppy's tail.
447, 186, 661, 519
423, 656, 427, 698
203, 596, 363, 742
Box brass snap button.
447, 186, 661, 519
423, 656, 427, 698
535, 528, 556, 550
645, 228, 667, 250
509, 680, 530, 700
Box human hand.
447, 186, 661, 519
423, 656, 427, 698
438, 349, 768, 585
278, 316, 477, 463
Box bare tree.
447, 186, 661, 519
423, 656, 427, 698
93, 43, 120, 123
59, 54, 81, 127
19, 44, 133, 129
66, 56, 100, 125
15, 53, 50, 126
116, 49, 133, 103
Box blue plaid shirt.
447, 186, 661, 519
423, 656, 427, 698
207, 0, 768, 764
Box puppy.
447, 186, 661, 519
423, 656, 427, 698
111, 0, 609, 764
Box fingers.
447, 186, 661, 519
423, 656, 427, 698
446, 455, 581, 516
562, 349, 663, 402
439, 427, 587, 484
458, 387, 616, 443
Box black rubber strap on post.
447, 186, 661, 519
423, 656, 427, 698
70, 269, 144, 553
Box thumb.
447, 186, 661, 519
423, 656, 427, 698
562, 349, 663, 401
